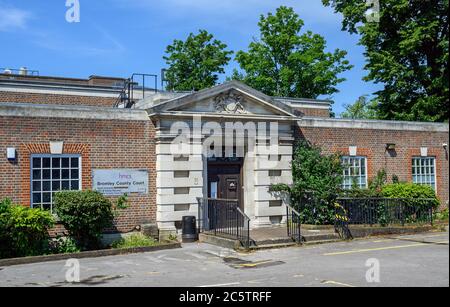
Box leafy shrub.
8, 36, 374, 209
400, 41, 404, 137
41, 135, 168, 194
343, 169, 387, 198
111, 233, 158, 249
271, 140, 343, 224
382, 183, 440, 208
0, 199, 54, 259
434, 208, 449, 221
47, 236, 81, 254
54, 190, 127, 250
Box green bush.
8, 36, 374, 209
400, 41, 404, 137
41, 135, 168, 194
434, 208, 449, 221
47, 236, 81, 254
54, 190, 122, 250
382, 183, 440, 208
0, 199, 54, 258
342, 169, 387, 198
111, 233, 158, 249
271, 140, 343, 225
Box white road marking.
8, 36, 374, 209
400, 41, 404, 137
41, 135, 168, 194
198, 282, 241, 288
322, 280, 355, 287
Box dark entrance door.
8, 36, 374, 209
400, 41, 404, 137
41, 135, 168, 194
207, 162, 243, 211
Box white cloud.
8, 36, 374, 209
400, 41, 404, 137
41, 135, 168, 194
0, 6, 32, 32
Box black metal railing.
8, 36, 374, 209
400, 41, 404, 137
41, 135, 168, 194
286, 204, 302, 243
335, 198, 435, 227
197, 198, 250, 249
114, 73, 158, 108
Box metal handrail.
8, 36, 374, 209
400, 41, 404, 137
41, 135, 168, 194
197, 198, 251, 249
286, 204, 302, 243
114, 73, 158, 108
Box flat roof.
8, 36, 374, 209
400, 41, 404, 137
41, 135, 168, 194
299, 117, 449, 132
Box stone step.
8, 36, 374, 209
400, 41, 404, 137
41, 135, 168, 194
199, 231, 342, 251
302, 233, 340, 242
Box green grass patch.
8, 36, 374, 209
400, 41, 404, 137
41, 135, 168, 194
111, 233, 159, 249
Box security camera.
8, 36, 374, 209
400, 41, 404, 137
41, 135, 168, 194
443, 143, 448, 149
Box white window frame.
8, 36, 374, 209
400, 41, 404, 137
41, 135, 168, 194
30, 154, 82, 212
341, 156, 368, 190
412, 157, 437, 191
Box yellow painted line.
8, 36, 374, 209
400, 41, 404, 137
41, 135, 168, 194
322, 280, 355, 288
373, 239, 395, 243
236, 260, 274, 268
324, 243, 427, 256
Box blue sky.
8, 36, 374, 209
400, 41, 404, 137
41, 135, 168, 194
0, 0, 383, 115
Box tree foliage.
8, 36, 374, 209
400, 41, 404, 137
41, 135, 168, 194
233, 6, 353, 99
323, 0, 449, 122
163, 30, 233, 91
271, 140, 343, 224
340, 95, 378, 119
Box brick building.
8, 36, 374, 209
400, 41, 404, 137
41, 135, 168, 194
0, 71, 448, 237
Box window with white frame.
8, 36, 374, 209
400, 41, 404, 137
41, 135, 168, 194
341, 156, 368, 190
31, 155, 82, 211
412, 157, 436, 190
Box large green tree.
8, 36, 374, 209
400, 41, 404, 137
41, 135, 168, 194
340, 95, 378, 119
163, 30, 233, 91
233, 6, 353, 99
323, 0, 449, 122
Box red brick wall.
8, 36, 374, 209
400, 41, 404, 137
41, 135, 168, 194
0, 91, 118, 107
298, 126, 449, 205
0, 116, 156, 233
297, 108, 330, 118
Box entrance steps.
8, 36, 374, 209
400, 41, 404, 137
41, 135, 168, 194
198, 225, 342, 251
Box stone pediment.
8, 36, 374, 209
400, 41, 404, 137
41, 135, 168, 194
149, 81, 298, 118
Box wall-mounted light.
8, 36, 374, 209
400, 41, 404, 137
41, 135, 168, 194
386, 143, 396, 151
7, 148, 16, 161
50, 141, 64, 155
443, 143, 448, 150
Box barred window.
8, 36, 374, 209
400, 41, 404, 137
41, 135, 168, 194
31, 155, 81, 212
341, 156, 368, 190
412, 157, 436, 190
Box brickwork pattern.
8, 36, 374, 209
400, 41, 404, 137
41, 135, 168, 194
298, 126, 449, 205
0, 91, 118, 107
0, 116, 156, 232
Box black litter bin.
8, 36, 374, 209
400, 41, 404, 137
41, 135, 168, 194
182, 216, 198, 243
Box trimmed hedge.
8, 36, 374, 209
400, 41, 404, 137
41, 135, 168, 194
382, 183, 440, 208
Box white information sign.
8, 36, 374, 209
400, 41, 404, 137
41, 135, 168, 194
93, 169, 148, 196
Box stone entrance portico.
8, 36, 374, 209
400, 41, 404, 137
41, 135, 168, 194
146, 81, 298, 234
